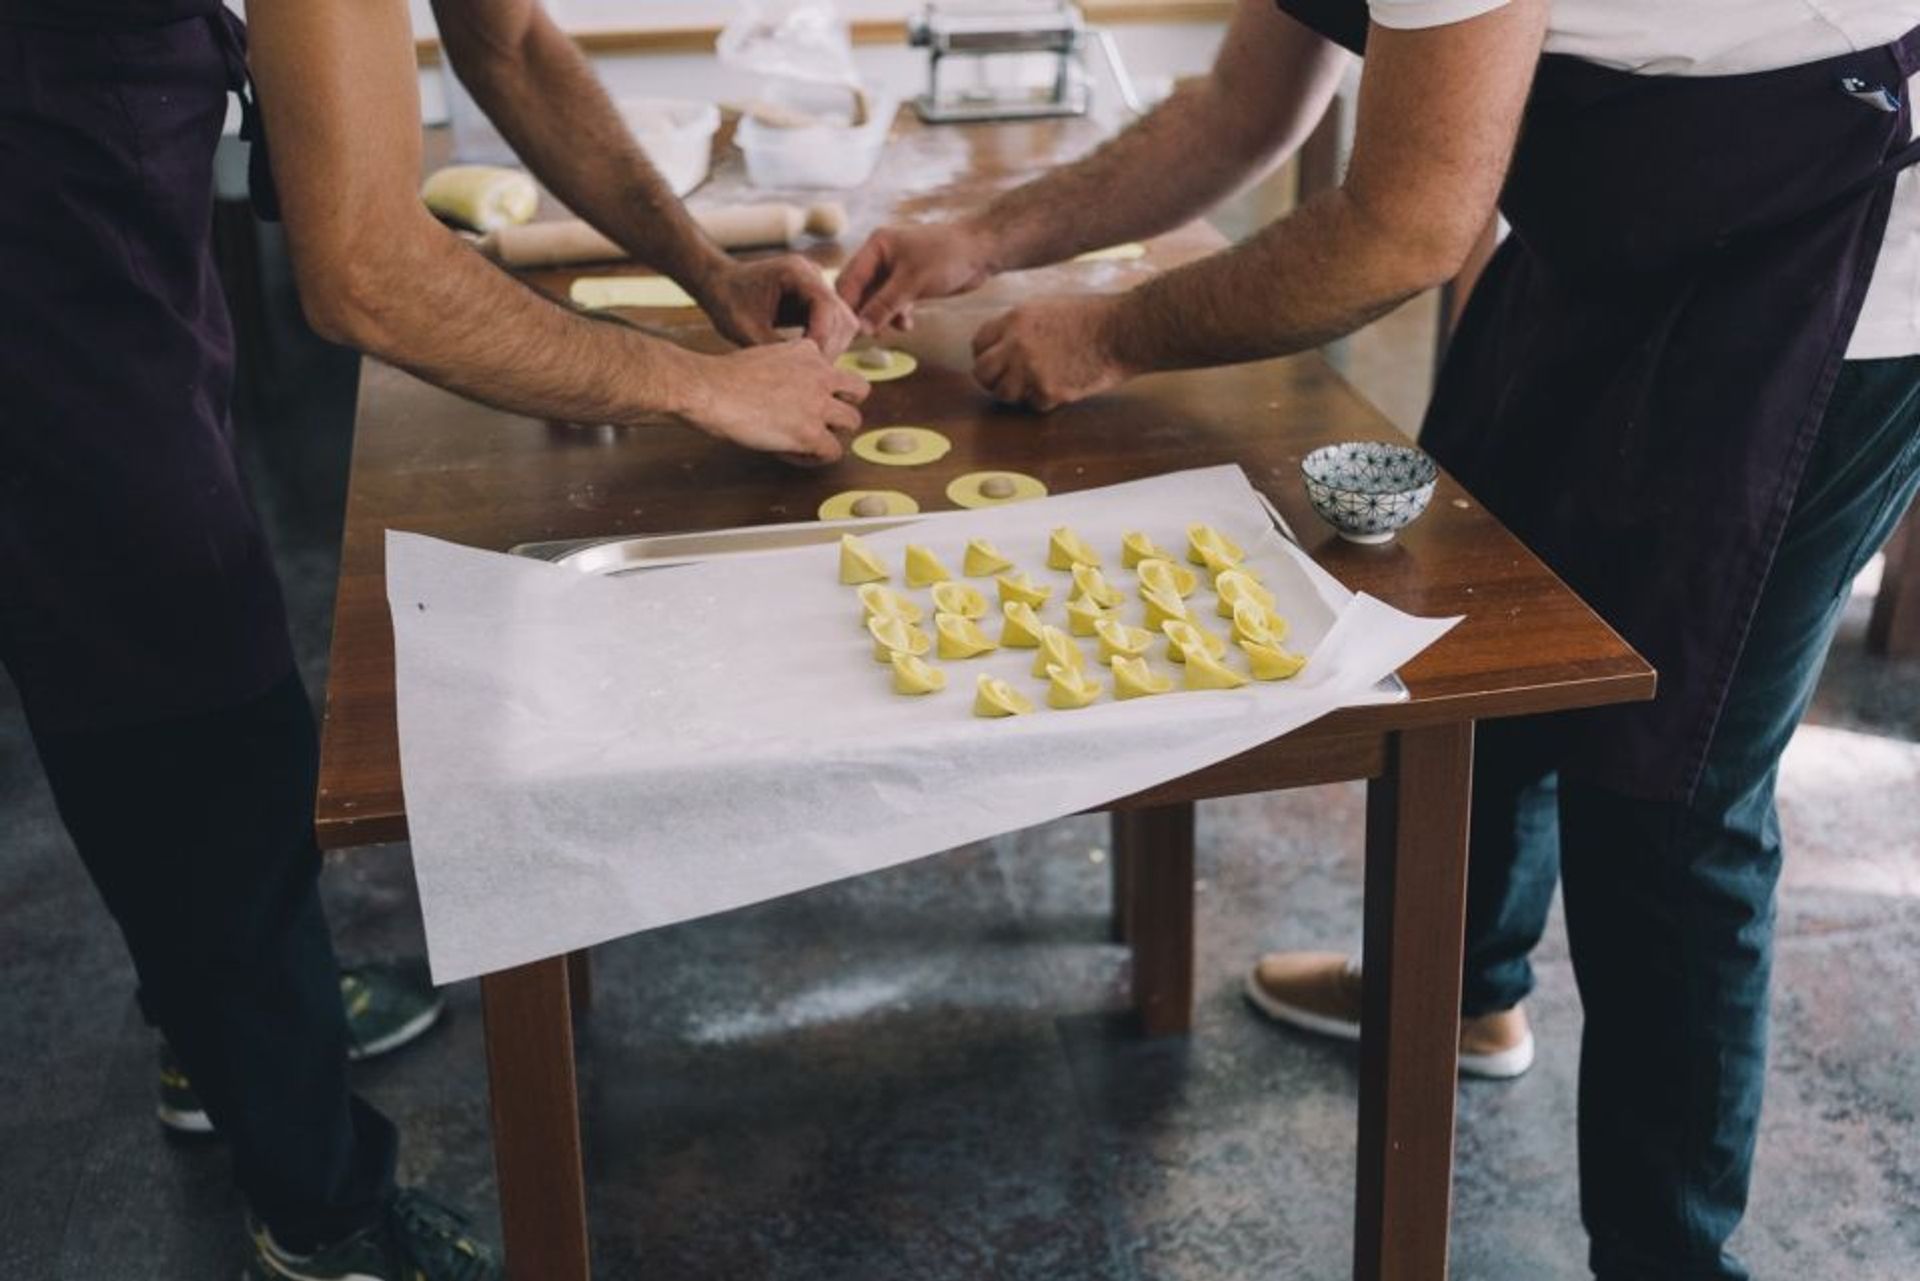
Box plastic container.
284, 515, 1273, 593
737, 91, 896, 190
616, 98, 721, 197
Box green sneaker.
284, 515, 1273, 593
246, 1188, 499, 1281
158, 962, 446, 1135
339, 961, 447, 1062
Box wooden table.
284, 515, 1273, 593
318, 115, 1652, 1281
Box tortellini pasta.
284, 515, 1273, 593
857, 583, 922, 627
1135, 557, 1197, 599
1069, 564, 1126, 609
1110, 655, 1174, 700
1241, 638, 1307, 681
1093, 618, 1154, 662
963, 538, 1014, 577
1047, 526, 1102, 570
1045, 663, 1103, 710
839, 534, 889, 585
999, 600, 1046, 648
973, 675, 1034, 718
1121, 530, 1175, 568
1030, 625, 1086, 679
868, 615, 931, 663
1182, 649, 1249, 690
890, 653, 947, 695
935, 612, 999, 659
931, 581, 989, 620
905, 543, 955, 587
1161, 619, 1227, 665
996, 571, 1054, 609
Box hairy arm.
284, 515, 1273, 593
837, 0, 1348, 328
434, 0, 855, 351
979, 0, 1349, 271
1103, 4, 1544, 374
246, 0, 863, 458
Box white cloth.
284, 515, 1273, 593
1364, 0, 1920, 358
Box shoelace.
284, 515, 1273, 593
385, 1189, 495, 1281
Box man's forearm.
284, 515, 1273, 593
438, 4, 730, 295
1104, 190, 1443, 375
313, 231, 711, 429
974, 6, 1347, 272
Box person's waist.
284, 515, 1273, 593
0, 0, 221, 29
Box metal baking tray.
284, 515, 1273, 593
510, 484, 1300, 577
510, 513, 925, 576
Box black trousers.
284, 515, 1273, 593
27, 673, 395, 1249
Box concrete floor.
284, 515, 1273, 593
4, 299, 1919, 1281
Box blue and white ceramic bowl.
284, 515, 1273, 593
1301, 441, 1438, 544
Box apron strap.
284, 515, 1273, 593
208, 9, 281, 221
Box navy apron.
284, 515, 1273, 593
0, 2, 293, 732
1277, 0, 1920, 800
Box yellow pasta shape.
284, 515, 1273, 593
839, 534, 889, 585
931, 581, 988, 620
999, 601, 1046, 648
1241, 638, 1307, 681
1047, 526, 1102, 570
1111, 655, 1174, 700
1065, 596, 1115, 637
963, 538, 1014, 577
1183, 649, 1249, 690
890, 653, 947, 695
905, 543, 955, 587
1136, 557, 1198, 599
1121, 530, 1175, 569
1229, 598, 1289, 647
1045, 663, 1103, 710
1030, 626, 1085, 679
974, 675, 1034, 718
1142, 587, 1190, 631
1069, 564, 1126, 609
1094, 617, 1154, 662
1186, 523, 1246, 569
1162, 619, 1227, 665
857, 583, 922, 626
868, 616, 931, 663
1215, 569, 1277, 618
935, 612, 998, 659
996, 571, 1054, 609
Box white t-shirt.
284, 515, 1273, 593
1367, 1, 1920, 358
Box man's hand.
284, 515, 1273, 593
972, 296, 1133, 411
837, 221, 998, 333
679, 340, 871, 464
697, 256, 859, 357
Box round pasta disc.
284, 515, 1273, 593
836, 348, 918, 382
947, 470, 1048, 509
817, 489, 920, 521
851, 426, 952, 467
1072, 243, 1147, 263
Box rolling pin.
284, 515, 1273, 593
478, 202, 848, 267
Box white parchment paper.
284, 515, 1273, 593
387, 466, 1459, 983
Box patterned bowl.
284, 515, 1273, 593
1301, 441, 1438, 544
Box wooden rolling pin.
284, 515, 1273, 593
478, 202, 848, 267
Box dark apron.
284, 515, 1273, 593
0, 3, 292, 732
1276, 0, 1920, 800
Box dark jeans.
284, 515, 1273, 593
1459, 356, 1920, 1279
25, 673, 395, 1250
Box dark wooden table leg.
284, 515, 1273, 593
1109, 842, 1136, 943
482, 957, 591, 1281
1354, 723, 1474, 1281
565, 948, 593, 1016
1113, 802, 1197, 1038
1868, 497, 1919, 658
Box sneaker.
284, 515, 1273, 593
246, 1188, 498, 1281
159, 962, 446, 1135
158, 1042, 216, 1135
1243, 951, 1536, 1079
339, 961, 447, 1062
